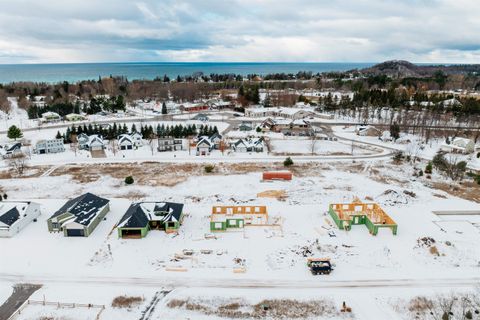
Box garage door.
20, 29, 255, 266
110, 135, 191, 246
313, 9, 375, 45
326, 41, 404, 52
66, 229, 85, 237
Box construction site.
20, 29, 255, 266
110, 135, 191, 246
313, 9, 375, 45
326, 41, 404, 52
328, 199, 398, 235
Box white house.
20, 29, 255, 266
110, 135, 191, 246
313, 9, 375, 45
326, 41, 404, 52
245, 107, 315, 120
117, 133, 143, 150
82, 135, 105, 151
41, 111, 61, 123
196, 137, 213, 156
0, 201, 41, 237
440, 137, 475, 154
232, 137, 265, 153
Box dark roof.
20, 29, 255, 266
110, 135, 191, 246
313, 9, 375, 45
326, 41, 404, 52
117, 203, 150, 228
117, 202, 184, 229
50, 193, 110, 226
0, 207, 20, 226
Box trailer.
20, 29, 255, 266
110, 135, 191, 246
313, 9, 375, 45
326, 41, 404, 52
307, 258, 333, 275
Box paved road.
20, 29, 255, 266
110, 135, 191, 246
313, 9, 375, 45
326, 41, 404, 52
0, 283, 41, 320
0, 273, 478, 291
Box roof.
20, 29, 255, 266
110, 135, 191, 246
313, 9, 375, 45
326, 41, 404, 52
117, 134, 133, 144
117, 202, 184, 228
197, 137, 213, 147
0, 202, 32, 227
50, 193, 110, 226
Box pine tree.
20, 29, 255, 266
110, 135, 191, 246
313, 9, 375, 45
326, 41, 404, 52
7, 125, 23, 140
56, 130, 62, 139
161, 102, 167, 115
131, 123, 137, 133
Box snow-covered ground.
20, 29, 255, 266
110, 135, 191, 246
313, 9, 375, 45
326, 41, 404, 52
270, 138, 379, 155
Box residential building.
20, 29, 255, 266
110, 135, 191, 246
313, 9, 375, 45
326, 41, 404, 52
157, 136, 183, 152
47, 193, 110, 237
440, 137, 476, 154
65, 113, 85, 122
34, 139, 65, 154
79, 134, 105, 151
117, 133, 143, 150
117, 202, 184, 238
245, 107, 315, 120
192, 113, 209, 121
196, 137, 213, 156
41, 111, 61, 123
260, 118, 313, 136
0, 201, 41, 237
0, 143, 22, 158
355, 125, 381, 137
210, 205, 268, 232
238, 122, 253, 131
232, 137, 264, 153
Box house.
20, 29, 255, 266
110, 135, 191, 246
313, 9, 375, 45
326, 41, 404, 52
79, 135, 105, 151
209, 133, 223, 149
196, 137, 213, 156
117, 202, 184, 238
441, 98, 462, 108
34, 139, 65, 154
260, 118, 313, 136
355, 125, 381, 137
47, 193, 110, 237
192, 113, 209, 121
232, 137, 264, 153
117, 133, 143, 150
440, 137, 475, 154
0, 201, 41, 237
0, 143, 22, 158
157, 136, 183, 152
239, 122, 253, 131
210, 205, 268, 232
41, 111, 61, 123
328, 199, 397, 236
245, 107, 315, 120
179, 103, 209, 113
65, 113, 85, 122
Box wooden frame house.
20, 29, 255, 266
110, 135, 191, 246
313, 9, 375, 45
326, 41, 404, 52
328, 200, 397, 235
210, 205, 268, 232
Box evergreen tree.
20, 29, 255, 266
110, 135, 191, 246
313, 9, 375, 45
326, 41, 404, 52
131, 123, 137, 133
7, 125, 23, 140
161, 102, 168, 115
56, 131, 62, 139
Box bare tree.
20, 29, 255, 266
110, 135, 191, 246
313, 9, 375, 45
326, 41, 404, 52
7, 153, 28, 176
309, 133, 318, 155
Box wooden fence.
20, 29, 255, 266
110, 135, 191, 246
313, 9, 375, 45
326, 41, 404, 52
7, 300, 105, 320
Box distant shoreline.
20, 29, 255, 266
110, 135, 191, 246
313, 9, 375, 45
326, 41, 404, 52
0, 62, 374, 84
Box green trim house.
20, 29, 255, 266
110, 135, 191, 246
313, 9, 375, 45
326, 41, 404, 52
117, 202, 184, 238
47, 193, 110, 237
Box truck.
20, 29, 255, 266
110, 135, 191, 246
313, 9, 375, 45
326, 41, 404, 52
307, 258, 333, 275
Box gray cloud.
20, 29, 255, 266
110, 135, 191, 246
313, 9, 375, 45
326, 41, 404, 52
0, 0, 478, 63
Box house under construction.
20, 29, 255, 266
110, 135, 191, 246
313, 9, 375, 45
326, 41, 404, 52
328, 200, 397, 235
210, 205, 268, 232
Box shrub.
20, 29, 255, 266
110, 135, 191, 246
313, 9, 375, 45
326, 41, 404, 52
256, 127, 262, 133
392, 151, 404, 163
283, 157, 293, 167
477, 152, 480, 159
204, 165, 215, 173
418, 170, 424, 177
425, 162, 433, 174
3, 194, 7, 200
112, 295, 143, 308
124, 176, 134, 185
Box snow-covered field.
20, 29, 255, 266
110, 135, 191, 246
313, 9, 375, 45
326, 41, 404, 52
270, 138, 379, 155
0, 161, 479, 318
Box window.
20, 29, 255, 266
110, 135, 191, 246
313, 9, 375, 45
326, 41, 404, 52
254, 207, 260, 213
214, 222, 222, 229
228, 220, 236, 226
216, 207, 221, 213
245, 207, 251, 213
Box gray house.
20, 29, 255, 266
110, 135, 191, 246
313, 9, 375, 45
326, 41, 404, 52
47, 193, 110, 237
35, 139, 65, 154
158, 136, 183, 152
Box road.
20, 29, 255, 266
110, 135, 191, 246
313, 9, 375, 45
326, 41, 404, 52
0, 273, 478, 291
0, 283, 41, 320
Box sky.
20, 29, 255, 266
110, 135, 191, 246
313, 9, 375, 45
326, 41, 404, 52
0, 0, 479, 64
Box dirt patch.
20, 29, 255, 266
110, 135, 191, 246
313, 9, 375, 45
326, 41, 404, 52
0, 165, 51, 179
432, 181, 480, 203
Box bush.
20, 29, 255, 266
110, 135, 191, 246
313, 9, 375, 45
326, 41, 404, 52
283, 157, 293, 167
425, 162, 433, 174
204, 165, 215, 173
112, 296, 143, 308
256, 127, 262, 133
124, 176, 134, 185
477, 152, 480, 159
418, 170, 424, 177
392, 151, 404, 163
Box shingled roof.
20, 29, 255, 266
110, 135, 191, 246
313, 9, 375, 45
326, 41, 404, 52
117, 202, 184, 228
50, 193, 110, 226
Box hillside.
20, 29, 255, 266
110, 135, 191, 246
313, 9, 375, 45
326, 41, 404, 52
360, 60, 480, 78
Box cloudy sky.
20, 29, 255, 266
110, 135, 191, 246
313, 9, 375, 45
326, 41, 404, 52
0, 0, 479, 64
